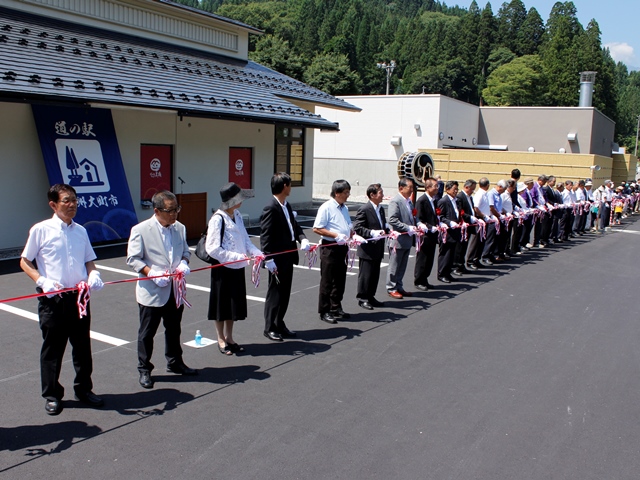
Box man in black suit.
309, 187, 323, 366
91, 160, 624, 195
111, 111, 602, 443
453, 179, 478, 275
414, 177, 440, 290
354, 183, 389, 310
260, 173, 310, 341
437, 180, 462, 283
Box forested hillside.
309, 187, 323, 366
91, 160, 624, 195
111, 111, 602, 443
174, 0, 640, 151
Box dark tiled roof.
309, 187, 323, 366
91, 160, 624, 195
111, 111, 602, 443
0, 7, 358, 130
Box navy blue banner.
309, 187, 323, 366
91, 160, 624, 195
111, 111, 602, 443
32, 104, 138, 243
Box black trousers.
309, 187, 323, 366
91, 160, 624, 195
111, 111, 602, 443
467, 233, 484, 264
496, 220, 513, 255
38, 292, 93, 401
510, 222, 522, 252
482, 223, 497, 258
438, 241, 456, 277
519, 218, 533, 247
357, 257, 382, 300
138, 289, 184, 373
415, 233, 438, 284
318, 242, 348, 314
264, 261, 294, 333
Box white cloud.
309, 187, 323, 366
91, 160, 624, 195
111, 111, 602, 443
605, 42, 636, 65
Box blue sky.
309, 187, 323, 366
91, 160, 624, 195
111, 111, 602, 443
470, 1, 639, 71
522, 0, 638, 70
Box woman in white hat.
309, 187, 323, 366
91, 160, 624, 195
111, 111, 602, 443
206, 183, 264, 355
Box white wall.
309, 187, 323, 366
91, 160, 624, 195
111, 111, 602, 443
314, 95, 480, 200
1, 103, 52, 249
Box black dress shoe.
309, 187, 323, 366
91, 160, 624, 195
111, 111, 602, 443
75, 391, 104, 408
398, 290, 413, 297
451, 269, 464, 276
139, 371, 154, 389
438, 276, 451, 284
358, 300, 374, 310
331, 308, 351, 319
466, 263, 478, 271
369, 298, 385, 307
264, 331, 284, 342
414, 284, 428, 291
480, 259, 493, 267
320, 312, 337, 324
280, 328, 297, 339
166, 364, 198, 376
45, 399, 63, 415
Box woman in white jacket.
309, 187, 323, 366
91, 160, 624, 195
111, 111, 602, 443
206, 183, 264, 355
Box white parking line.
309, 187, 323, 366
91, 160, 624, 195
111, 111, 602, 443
96, 264, 265, 303
0, 303, 130, 346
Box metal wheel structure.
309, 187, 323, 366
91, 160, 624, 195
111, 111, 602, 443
397, 152, 435, 191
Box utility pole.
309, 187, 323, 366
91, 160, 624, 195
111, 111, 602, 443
376, 60, 396, 95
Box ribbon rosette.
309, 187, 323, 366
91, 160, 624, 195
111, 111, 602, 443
76, 281, 91, 318
172, 271, 192, 309
305, 243, 319, 269
251, 255, 265, 288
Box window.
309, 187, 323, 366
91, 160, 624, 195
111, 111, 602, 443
275, 125, 305, 186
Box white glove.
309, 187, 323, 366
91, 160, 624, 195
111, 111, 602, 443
371, 230, 383, 239
449, 221, 459, 228
265, 259, 277, 273
148, 268, 171, 288
484, 216, 490, 222
175, 259, 190, 276
292, 210, 298, 218
470, 216, 478, 224
439, 222, 448, 229
87, 270, 104, 292
36, 276, 63, 298
430, 226, 438, 233
335, 233, 349, 245
300, 238, 311, 251
419, 224, 429, 233
499, 214, 506, 220
352, 234, 368, 244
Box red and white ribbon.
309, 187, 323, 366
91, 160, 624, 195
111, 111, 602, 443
251, 255, 265, 288
172, 271, 192, 309
76, 281, 90, 318
305, 244, 319, 269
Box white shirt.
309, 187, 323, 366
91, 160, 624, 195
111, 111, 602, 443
370, 200, 383, 228
501, 192, 514, 213
575, 188, 586, 202
313, 198, 352, 241
154, 215, 174, 265
562, 189, 576, 205
473, 188, 491, 217
21, 214, 96, 288
276, 196, 295, 241
206, 209, 262, 269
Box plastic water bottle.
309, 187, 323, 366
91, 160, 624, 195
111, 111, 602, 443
195, 330, 202, 346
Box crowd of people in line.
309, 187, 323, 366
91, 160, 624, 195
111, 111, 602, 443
17, 170, 639, 415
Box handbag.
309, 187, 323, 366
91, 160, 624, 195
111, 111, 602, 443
195, 213, 224, 264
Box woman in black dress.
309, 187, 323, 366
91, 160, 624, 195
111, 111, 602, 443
206, 183, 263, 355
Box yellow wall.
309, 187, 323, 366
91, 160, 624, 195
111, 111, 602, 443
420, 149, 626, 187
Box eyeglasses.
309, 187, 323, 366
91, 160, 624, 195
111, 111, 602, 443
58, 197, 78, 205
158, 206, 182, 215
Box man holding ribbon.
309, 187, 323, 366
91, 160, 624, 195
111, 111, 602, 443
414, 177, 442, 289
386, 178, 418, 299
354, 183, 389, 309
20, 183, 105, 415
260, 172, 310, 340
313, 179, 364, 324
127, 190, 196, 390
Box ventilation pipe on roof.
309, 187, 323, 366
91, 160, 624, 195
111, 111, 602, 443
579, 71, 597, 107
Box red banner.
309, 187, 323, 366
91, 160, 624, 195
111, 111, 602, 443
140, 145, 172, 200
229, 147, 252, 189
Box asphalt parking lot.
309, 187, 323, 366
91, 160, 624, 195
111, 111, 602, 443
2, 213, 640, 479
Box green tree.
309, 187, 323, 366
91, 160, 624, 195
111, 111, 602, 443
483, 54, 547, 106
540, 2, 583, 106
303, 53, 361, 95
249, 34, 306, 80
496, 0, 527, 53
515, 7, 544, 55
486, 46, 516, 75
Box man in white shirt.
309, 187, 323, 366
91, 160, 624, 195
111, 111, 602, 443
600, 180, 614, 229
469, 177, 494, 267
21, 184, 105, 415
313, 179, 357, 323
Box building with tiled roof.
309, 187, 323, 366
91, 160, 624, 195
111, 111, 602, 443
0, 0, 359, 249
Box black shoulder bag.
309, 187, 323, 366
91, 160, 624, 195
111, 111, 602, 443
195, 213, 224, 264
